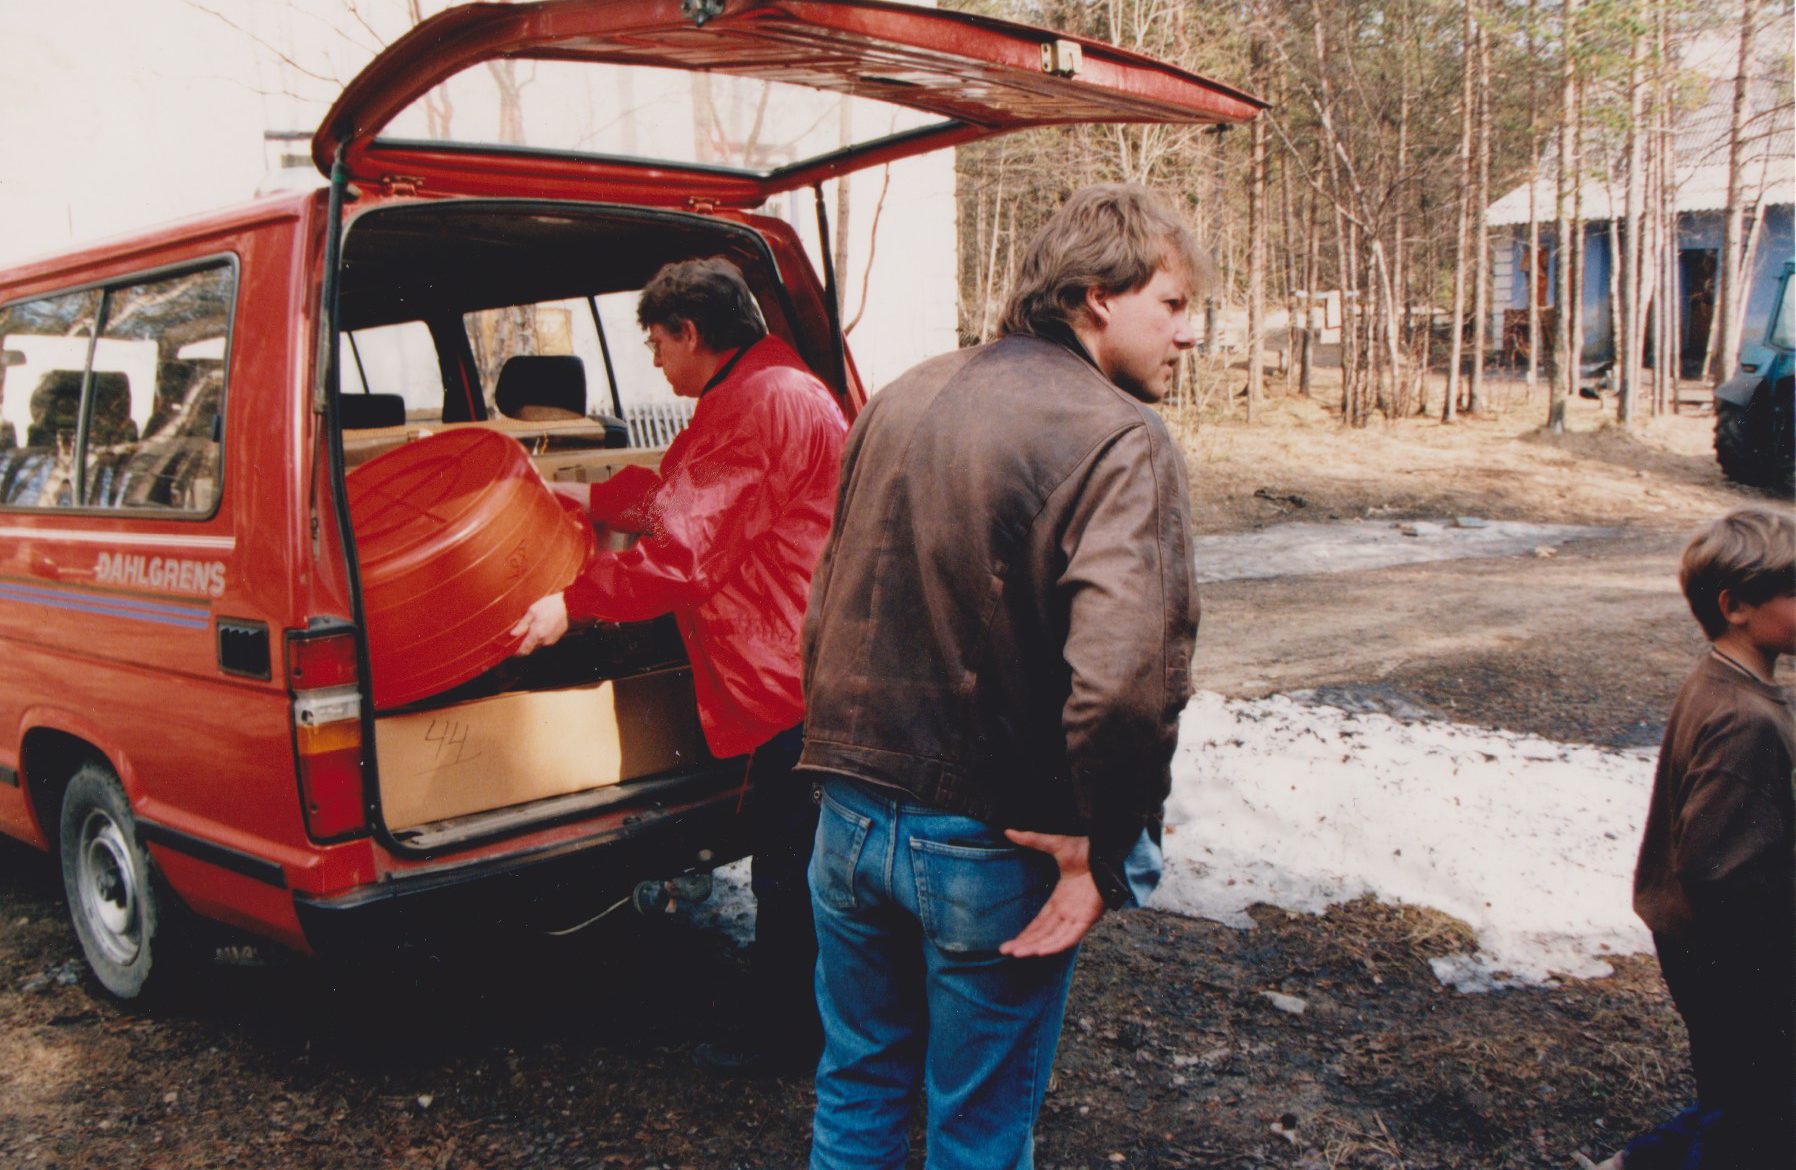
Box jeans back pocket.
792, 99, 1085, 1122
811, 791, 873, 911
911, 838, 1054, 954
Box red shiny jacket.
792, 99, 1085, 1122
563, 335, 845, 758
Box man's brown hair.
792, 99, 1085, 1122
1678, 507, 1796, 640
998, 183, 1208, 339
637, 257, 767, 352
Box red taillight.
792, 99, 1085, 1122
289, 630, 367, 841
289, 630, 359, 688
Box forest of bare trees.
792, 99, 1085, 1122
949, 0, 1794, 430
196, 0, 1792, 434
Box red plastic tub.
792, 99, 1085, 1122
346, 428, 594, 709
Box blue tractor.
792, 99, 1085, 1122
1714, 260, 1794, 494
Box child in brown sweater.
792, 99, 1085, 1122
1581, 508, 1795, 1170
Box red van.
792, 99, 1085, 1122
0, 0, 1259, 998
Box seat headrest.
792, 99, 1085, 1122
339, 392, 407, 430
495, 355, 586, 420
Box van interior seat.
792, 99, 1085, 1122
495, 355, 586, 420
340, 392, 408, 429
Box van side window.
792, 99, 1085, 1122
87, 265, 232, 512
0, 263, 232, 514
343, 321, 442, 422
466, 293, 691, 442
0, 289, 102, 507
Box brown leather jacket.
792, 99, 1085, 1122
797, 332, 1199, 908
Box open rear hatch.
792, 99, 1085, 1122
318, 0, 1263, 855
313, 0, 1265, 204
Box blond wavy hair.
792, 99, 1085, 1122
999, 184, 1209, 339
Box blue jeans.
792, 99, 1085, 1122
808, 776, 1080, 1170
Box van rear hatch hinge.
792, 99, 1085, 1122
1041, 39, 1082, 77
380, 175, 424, 197
686, 197, 717, 214
681, 0, 725, 26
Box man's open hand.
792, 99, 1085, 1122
999, 830, 1105, 957
510, 592, 569, 656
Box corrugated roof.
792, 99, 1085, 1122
1677, 76, 1794, 166
1487, 157, 1794, 225
1487, 51, 1793, 227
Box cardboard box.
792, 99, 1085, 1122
375, 668, 708, 830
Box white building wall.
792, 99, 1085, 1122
785, 153, 959, 394
0, 1, 961, 395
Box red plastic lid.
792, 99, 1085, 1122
347, 428, 593, 709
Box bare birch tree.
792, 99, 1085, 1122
1550, 0, 1579, 433
1445, 0, 1476, 422
1468, 13, 1492, 415
1246, 31, 1269, 421
1711, 0, 1761, 383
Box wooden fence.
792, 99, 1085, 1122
623, 401, 695, 448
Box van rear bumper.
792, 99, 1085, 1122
291, 781, 750, 954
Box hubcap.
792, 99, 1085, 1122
76, 810, 141, 967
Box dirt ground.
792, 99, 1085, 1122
1, 374, 1788, 1169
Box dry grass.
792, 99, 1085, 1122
1162, 371, 1758, 535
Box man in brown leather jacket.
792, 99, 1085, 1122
799, 184, 1202, 1170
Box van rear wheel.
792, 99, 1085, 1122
59, 764, 170, 999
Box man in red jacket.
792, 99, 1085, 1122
512, 257, 846, 1074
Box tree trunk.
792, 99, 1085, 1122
1419, 190, 1437, 413
1373, 239, 1404, 421
1662, 11, 1683, 407
1712, 0, 1759, 384
1392, 0, 1413, 414
1549, 0, 1578, 434
1607, 189, 1624, 403
1246, 34, 1268, 422
980, 185, 1006, 341
1526, 0, 1542, 399
1469, 15, 1491, 415
833, 100, 853, 315
486, 60, 526, 145
1302, 186, 1319, 400
1444, 0, 1475, 422
1619, 13, 1646, 425
1279, 79, 1300, 392
408, 0, 454, 137
1570, 65, 1588, 408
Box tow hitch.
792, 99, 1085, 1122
542, 867, 715, 937
631, 871, 715, 916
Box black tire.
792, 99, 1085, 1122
58, 763, 172, 999
1714, 398, 1768, 487
1771, 377, 1796, 497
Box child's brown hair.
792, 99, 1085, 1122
1679, 507, 1796, 640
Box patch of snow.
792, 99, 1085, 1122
1155, 692, 1654, 991
1260, 991, 1308, 1015
1193, 519, 1617, 583
685, 686, 1657, 996
680, 859, 755, 940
